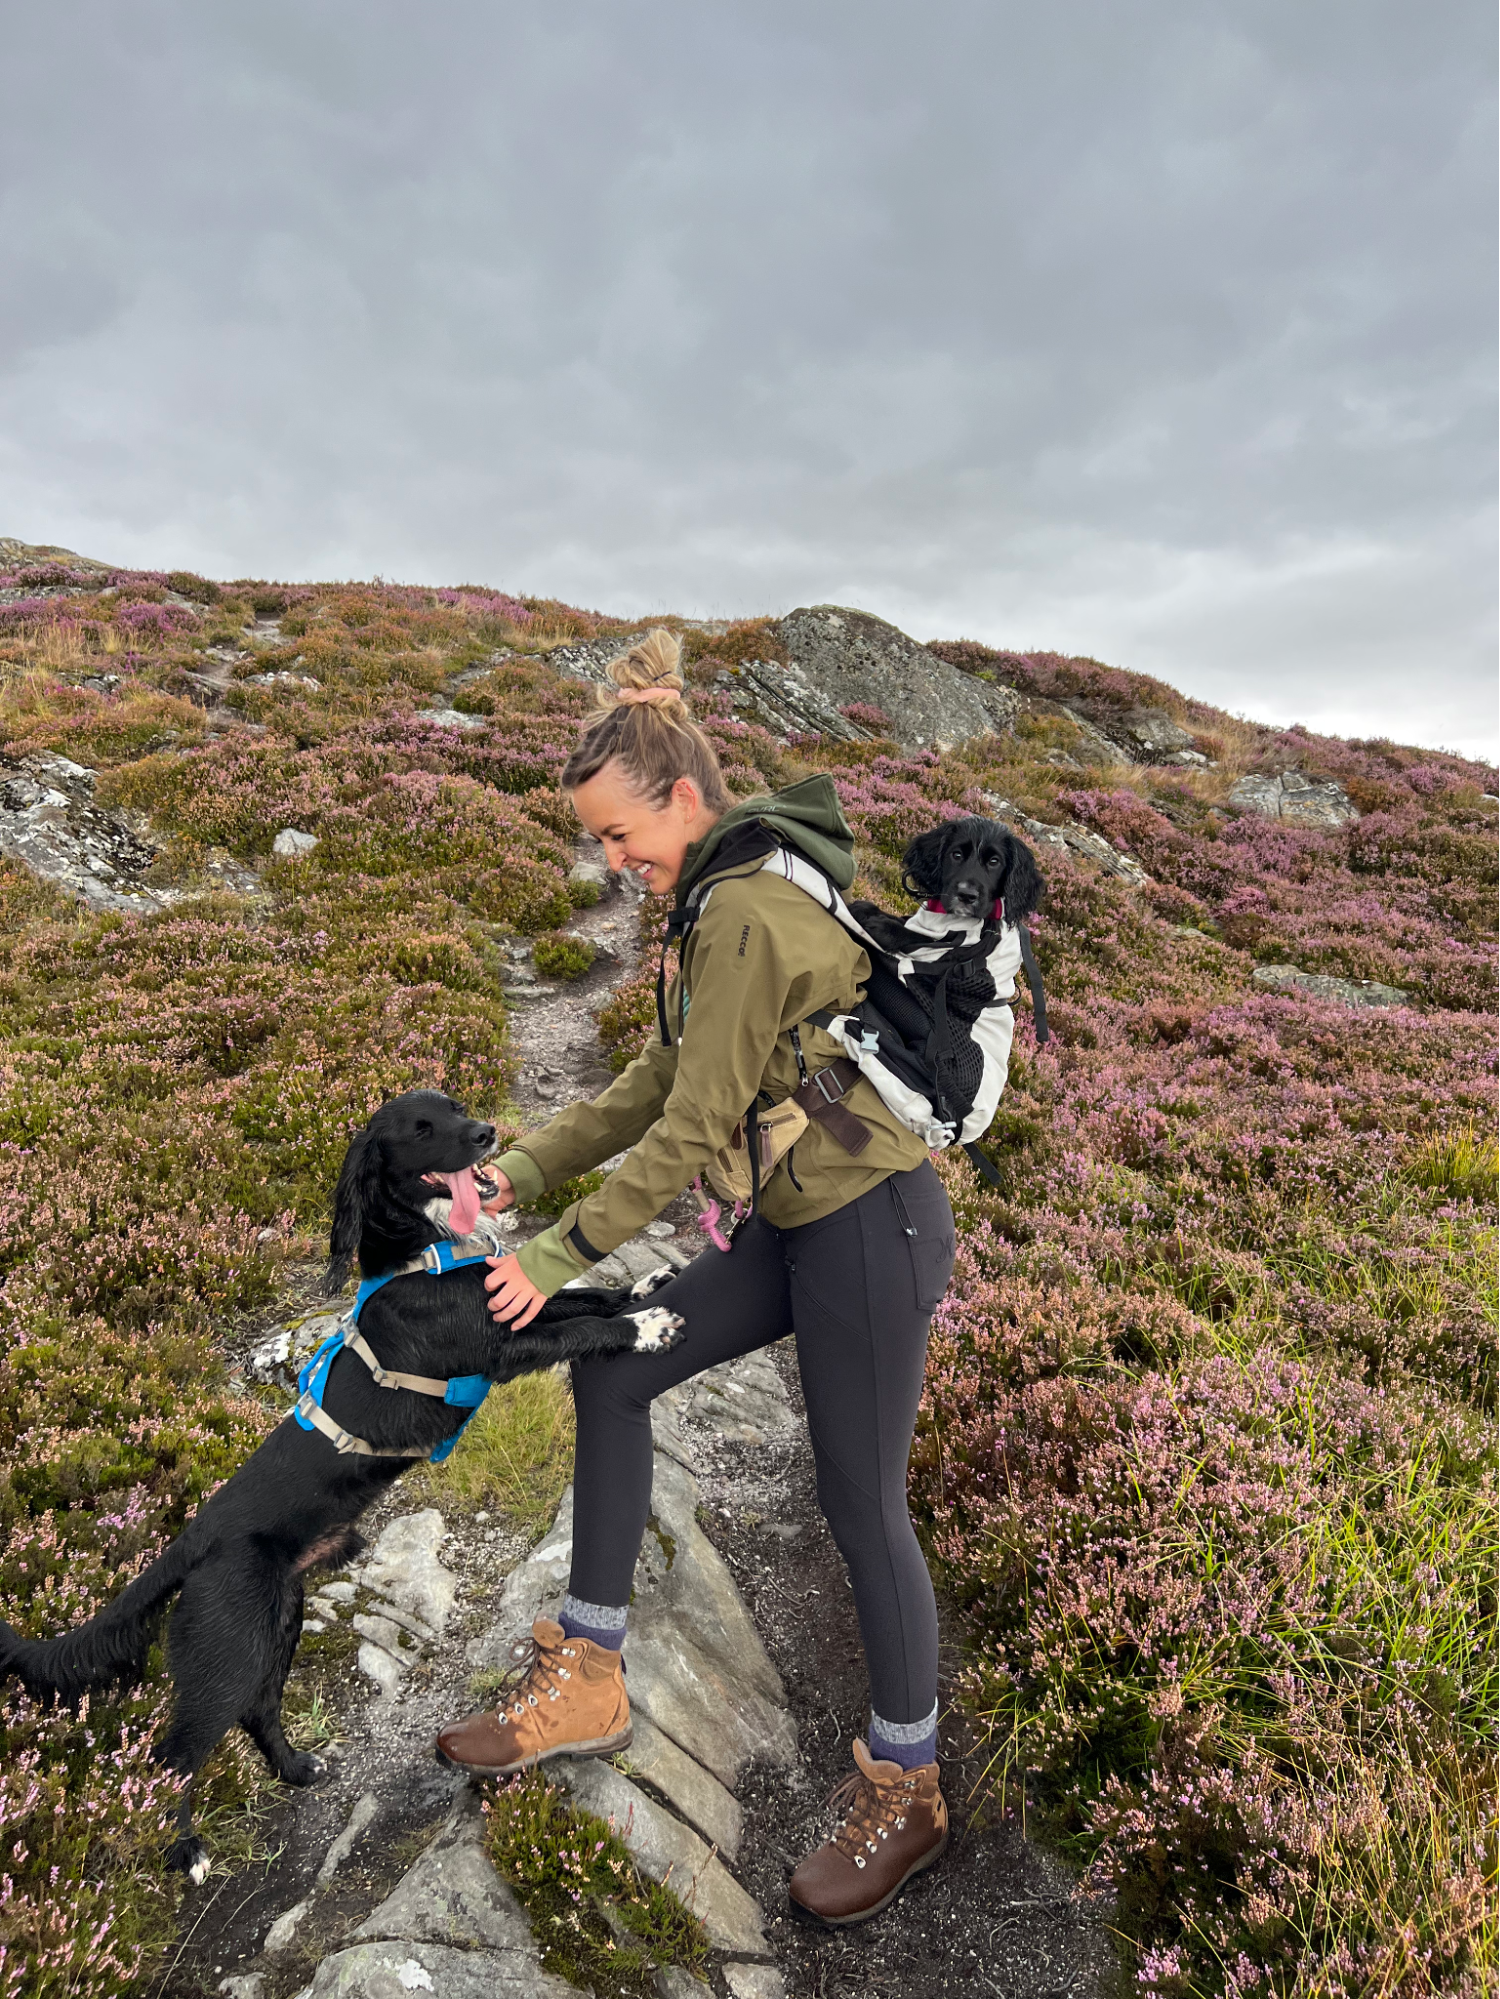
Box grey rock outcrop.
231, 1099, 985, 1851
978, 791, 1150, 886
772, 605, 1018, 750
1253, 965, 1410, 1010
0, 750, 260, 910
548, 607, 1020, 752
350, 1511, 458, 1701
293, 1937, 572, 1998
1227, 770, 1359, 828
0, 753, 172, 912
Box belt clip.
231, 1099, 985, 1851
420, 1244, 444, 1273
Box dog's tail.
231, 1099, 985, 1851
0, 1526, 203, 1702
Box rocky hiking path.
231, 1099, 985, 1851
164, 848, 1112, 1999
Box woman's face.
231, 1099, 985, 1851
569, 762, 719, 896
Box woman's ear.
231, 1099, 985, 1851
326, 1127, 380, 1292
999, 836, 1044, 923
902, 825, 948, 900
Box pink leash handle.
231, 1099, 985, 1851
691, 1178, 733, 1252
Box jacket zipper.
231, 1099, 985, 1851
890, 1180, 918, 1237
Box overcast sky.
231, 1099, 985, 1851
2, 2, 1494, 757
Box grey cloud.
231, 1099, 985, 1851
1, 0, 1493, 754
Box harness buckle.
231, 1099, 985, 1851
420, 1243, 444, 1273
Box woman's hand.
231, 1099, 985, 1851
484, 1253, 546, 1328
481, 1170, 516, 1215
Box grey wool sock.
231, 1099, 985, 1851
558, 1592, 627, 1653
869, 1701, 939, 1771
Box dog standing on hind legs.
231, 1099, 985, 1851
0, 1089, 685, 1882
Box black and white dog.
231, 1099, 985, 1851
0, 1090, 681, 1882
850, 814, 1044, 950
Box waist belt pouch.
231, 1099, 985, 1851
705, 1097, 809, 1206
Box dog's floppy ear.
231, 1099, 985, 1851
901, 823, 951, 901
325, 1126, 383, 1293
998, 833, 1044, 924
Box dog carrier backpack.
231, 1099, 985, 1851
668, 841, 1048, 1189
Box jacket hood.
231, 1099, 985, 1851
678, 774, 857, 899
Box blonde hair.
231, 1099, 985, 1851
560, 628, 732, 813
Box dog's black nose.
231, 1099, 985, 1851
471, 1121, 496, 1146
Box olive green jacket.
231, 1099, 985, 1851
499, 777, 926, 1295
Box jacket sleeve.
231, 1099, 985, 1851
514, 879, 813, 1292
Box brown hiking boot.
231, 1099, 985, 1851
788, 1738, 948, 1927
435, 1618, 631, 1777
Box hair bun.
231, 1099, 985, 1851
603, 628, 686, 709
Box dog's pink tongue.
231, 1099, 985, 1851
440, 1167, 482, 1237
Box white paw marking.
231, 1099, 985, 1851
187, 1850, 211, 1886
629, 1266, 674, 1300
308, 1753, 326, 1777
628, 1306, 685, 1352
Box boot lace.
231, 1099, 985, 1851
827, 1767, 919, 1869
493, 1630, 579, 1720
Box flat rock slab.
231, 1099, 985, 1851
723, 1966, 788, 1999
355, 1795, 534, 1953
1227, 769, 1359, 827
469, 1488, 575, 1666
619, 1712, 744, 1861
626, 1623, 796, 1790
290, 1939, 575, 1998
357, 1510, 457, 1640
634, 1450, 788, 1712
559, 1756, 768, 1956
1253, 964, 1410, 1009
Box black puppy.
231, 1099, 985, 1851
851, 814, 1043, 950
0, 1090, 682, 1883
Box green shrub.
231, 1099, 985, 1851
530, 1168, 607, 1217
532, 930, 595, 980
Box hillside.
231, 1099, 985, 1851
0, 547, 1494, 1999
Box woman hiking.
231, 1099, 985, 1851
436, 630, 956, 1927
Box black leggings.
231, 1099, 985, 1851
568, 1161, 956, 1726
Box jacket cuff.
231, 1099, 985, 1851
513, 1225, 591, 1297
494, 1147, 548, 1206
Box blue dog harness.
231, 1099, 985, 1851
294, 1240, 496, 1463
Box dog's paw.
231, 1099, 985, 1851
629, 1265, 676, 1300
627, 1306, 686, 1353
282, 1750, 330, 1788
168, 1834, 211, 1885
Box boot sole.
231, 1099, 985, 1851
788, 1827, 949, 1929
435, 1724, 633, 1780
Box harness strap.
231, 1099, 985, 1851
791, 1057, 873, 1156
294, 1240, 498, 1461
294, 1390, 433, 1459
341, 1324, 454, 1400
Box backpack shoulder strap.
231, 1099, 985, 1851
1015, 923, 1050, 1043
